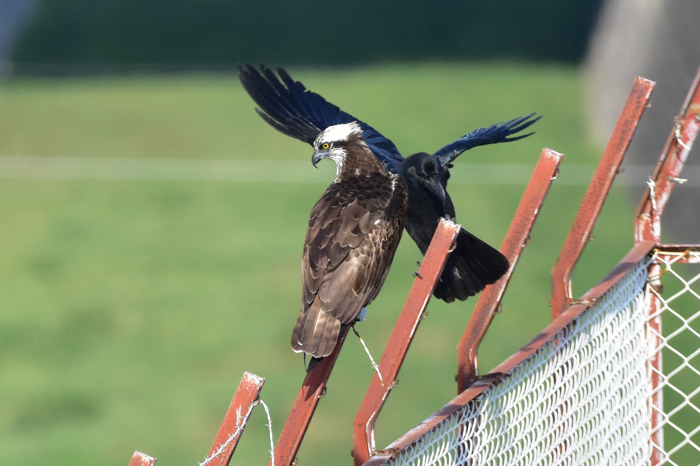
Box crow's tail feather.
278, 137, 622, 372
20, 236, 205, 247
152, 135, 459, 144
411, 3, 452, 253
432, 229, 509, 303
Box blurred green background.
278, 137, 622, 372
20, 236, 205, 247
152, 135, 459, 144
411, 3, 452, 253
0, 63, 641, 465
0, 2, 674, 465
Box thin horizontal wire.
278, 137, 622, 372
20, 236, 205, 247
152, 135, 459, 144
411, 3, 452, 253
2, 157, 698, 185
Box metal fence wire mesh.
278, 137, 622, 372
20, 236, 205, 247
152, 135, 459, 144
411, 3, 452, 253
382, 256, 653, 466
649, 249, 700, 465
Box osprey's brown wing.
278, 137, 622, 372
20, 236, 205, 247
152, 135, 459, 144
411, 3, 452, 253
291, 178, 406, 358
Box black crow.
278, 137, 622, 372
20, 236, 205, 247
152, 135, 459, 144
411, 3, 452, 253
293, 122, 407, 369
239, 64, 538, 302
400, 152, 508, 301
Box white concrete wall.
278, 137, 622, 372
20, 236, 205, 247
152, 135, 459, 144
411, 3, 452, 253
585, 0, 700, 242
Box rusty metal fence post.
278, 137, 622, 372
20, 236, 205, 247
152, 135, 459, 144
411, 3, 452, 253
635, 68, 700, 245
128, 451, 157, 466
550, 77, 655, 319
352, 219, 460, 465
271, 327, 350, 466
456, 147, 563, 393
205, 372, 266, 466
126, 371, 265, 466
634, 66, 700, 466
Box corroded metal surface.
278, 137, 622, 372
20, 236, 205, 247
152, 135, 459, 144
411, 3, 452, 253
456, 147, 563, 393
551, 77, 655, 319
353, 219, 460, 465
128, 451, 157, 466
271, 327, 350, 466
207, 372, 266, 466
636, 67, 700, 244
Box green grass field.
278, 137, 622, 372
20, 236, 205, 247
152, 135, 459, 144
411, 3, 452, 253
0, 62, 643, 465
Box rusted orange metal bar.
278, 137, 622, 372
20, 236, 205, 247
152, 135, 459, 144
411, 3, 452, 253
206, 371, 266, 466
360, 240, 655, 466
353, 219, 460, 465
128, 451, 157, 466
634, 66, 700, 466
125, 372, 265, 466
635, 67, 700, 245
456, 147, 563, 393
271, 327, 350, 466
551, 77, 655, 319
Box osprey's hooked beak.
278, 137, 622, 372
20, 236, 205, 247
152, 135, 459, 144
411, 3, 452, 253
311, 149, 326, 168
424, 174, 447, 207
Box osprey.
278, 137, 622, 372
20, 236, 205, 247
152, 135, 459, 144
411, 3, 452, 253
238, 64, 538, 302
293, 121, 407, 365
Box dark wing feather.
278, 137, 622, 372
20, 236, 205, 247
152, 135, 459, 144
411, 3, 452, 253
292, 179, 406, 358
238, 63, 405, 173
432, 113, 541, 168
433, 229, 510, 303
239, 69, 315, 141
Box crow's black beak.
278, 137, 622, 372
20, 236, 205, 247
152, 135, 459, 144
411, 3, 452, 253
425, 174, 447, 206
312, 150, 325, 168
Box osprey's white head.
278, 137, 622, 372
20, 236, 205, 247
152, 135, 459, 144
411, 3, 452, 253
311, 122, 364, 175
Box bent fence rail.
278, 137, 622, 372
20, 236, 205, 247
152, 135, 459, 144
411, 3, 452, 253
362, 67, 700, 465
126, 66, 700, 465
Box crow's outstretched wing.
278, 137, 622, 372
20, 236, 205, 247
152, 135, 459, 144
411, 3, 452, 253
238, 64, 405, 173
432, 113, 541, 168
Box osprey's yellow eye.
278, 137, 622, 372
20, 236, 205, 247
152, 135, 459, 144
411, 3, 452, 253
321, 143, 330, 150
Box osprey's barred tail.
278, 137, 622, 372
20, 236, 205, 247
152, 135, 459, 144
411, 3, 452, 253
433, 229, 509, 303
291, 295, 342, 360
